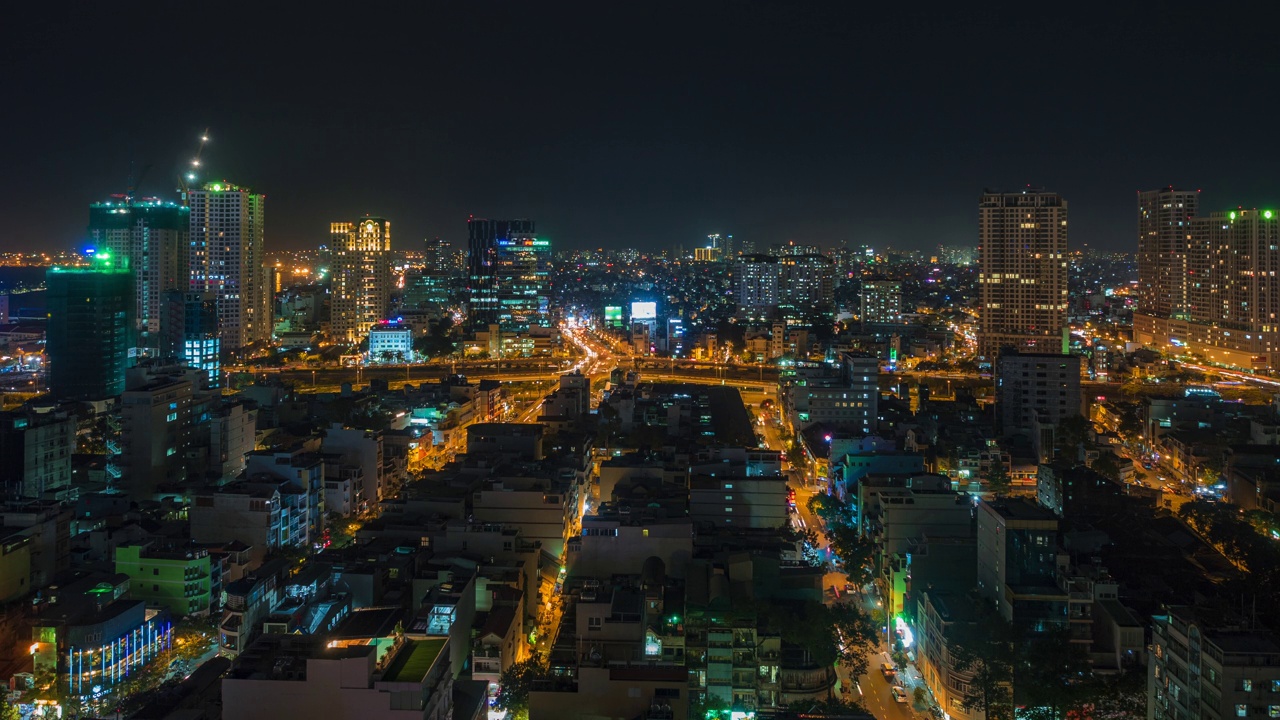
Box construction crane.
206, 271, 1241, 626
177, 129, 211, 205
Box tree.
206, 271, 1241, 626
949, 614, 1017, 720
806, 493, 848, 527
1017, 629, 1091, 720
691, 693, 731, 719
494, 658, 547, 720
825, 522, 875, 588
1054, 415, 1092, 461
1091, 452, 1122, 482
1085, 670, 1147, 720
985, 461, 1012, 495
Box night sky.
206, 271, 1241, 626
4, 4, 1279, 254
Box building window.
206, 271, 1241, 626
1244, 680, 1254, 692
1269, 706, 1280, 718
1236, 705, 1247, 717
588, 617, 601, 631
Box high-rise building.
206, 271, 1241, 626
423, 237, 455, 275
995, 351, 1082, 457
88, 200, 190, 352
861, 279, 903, 325
466, 218, 548, 330
778, 253, 835, 319
188, 182, 270, 352
46, 264, 135, 400
120, 375, 194, 496
1137, 201, 1280, 369
977, 189, 1069, 358
1136, 187, 1200, 327
329, 217, 393, 343
161, 291, 221, 388
735, 254, 780, 318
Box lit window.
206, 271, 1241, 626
1237, 705, 1247, 718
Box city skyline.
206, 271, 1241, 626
5, 5, 1280, 254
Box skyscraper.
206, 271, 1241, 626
1136, 187, 1199, 329
977, 189, 1068, 358
1134, 190, 1280, 369
188, 182, 270, 352
46, 263, 135, 400
466, 218, 549, 330
329, 217, 393, 343
1184, 209, 1279, 368
88, 199, 190, 353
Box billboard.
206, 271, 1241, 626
604, 306, 624, 328
631, 301, 657, 320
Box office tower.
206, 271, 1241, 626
1135, 187, 1199, 332
88, 199, 190, 352
46, 264, 135, 400
466, 218, 548, 330
329, 217, 392, 343
861, 279, 903, 325
735, 254, 780, 317
423, 237, 454, 275
995, 351, 1082, 452
1138, 205, 1280, 369
188, 181, 269, 352
977, 189, 1069, 358
161, 290, 221, 388
0, 407, 75, 499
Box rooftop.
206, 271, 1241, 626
382, 638, 447, 683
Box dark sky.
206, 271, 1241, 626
4, 4, 1280, 254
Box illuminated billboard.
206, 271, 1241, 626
631, 301, 657, 320
604, 306, 624, 328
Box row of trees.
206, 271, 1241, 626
948, 614, 1145, 720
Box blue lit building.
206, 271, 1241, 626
30, 573, 173, 699
162, 290, 221, 388
367, 320, 413, 363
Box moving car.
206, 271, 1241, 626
891, 686, 909, 703
880, 662, 896, 679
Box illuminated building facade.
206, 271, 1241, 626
30, 573, 173, 699
329, 217, 393, 342
188, 182, 270, 351
88, 200, 190, 352
977, 189, 1068, 358
367, 320, 413, 363
861, 278, 903, 325
1136, 202, 1280, 369
1136, 187, 1200, 327
466, 218, 549, 330
46, 264, 135, 400
161, 290, 221, 387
